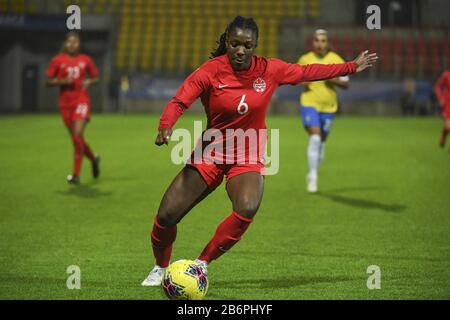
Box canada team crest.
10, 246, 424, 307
253, 77, 266, 93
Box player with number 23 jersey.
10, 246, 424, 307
46, 32, 100, 185
46, 47, 98, 127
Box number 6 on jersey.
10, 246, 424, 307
237, 94, 249, 115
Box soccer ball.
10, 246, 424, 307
162, 259, 209, 300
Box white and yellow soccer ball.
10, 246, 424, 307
162, 259, 209, 300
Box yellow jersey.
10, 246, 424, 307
298, 51, 345, 113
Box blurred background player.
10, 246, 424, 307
297, 29, 349, 193
434, 70, 450, 151
46, 32, 101, 184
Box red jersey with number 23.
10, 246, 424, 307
46, 53, 98, 109
159, 54, 356, 164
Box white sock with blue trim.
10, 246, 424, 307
307, 134, 321, 179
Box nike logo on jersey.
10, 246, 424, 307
218, 84, 229, 89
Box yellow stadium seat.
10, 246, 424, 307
0, 0, 7, 12
11, 0, 25, 13
111, 0, 296, 72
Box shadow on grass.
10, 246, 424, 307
213, 275, 359, 290
233, 250, 450, 263
56, 184, 113, 198
323, 186, 382, 193
0, 275, 107, 287
316, 192, 407, 213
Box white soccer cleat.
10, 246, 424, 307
195, 259, 208, 275
307, 174, 318, 193
141, 265, 166, 286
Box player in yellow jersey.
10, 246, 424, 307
298, 29, 350, 192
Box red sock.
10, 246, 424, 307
151, 216, 177, 268
72, 135, 84, 177
198, 211, 253, 263
82, 138, 96, 162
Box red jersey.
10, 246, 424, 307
46, 53, 98, 108
159, 54, 356, 164
435, 70, 450, 109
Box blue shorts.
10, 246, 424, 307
300, 106, 336, 137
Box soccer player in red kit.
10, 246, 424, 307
46, 32, 100, 184
434, 70, 450, 150
142, 16, 378, 286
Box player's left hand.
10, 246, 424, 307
155, 127, 173, 146
354, 50, 378, 72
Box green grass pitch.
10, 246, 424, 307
0, 113, 449, 299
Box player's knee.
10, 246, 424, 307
71, 128, 84, 137
72, 135, 83, 147
308, 127, 321, 136
445, 122, 450, 130
156, 208, 179, 227
235, 199, 259, 219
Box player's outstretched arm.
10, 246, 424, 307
353, 50, 378, 73
279, 54, 375, 85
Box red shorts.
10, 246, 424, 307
187, 161, 265, 191
60, 98, 91, 128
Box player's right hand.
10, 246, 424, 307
155, 127, 173, 146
